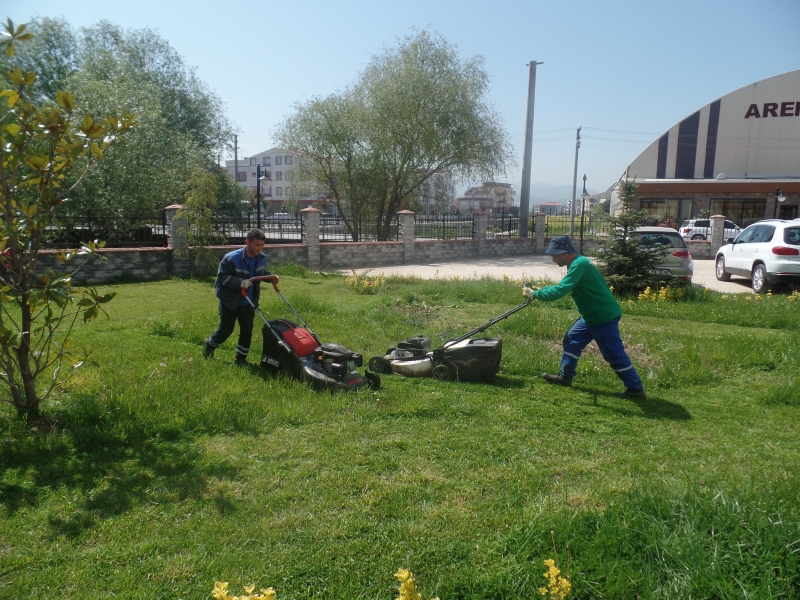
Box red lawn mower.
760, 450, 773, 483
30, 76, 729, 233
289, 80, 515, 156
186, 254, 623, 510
242, 276, 380, 391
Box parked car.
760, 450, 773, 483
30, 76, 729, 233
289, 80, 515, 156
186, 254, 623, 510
680, 218, 741, 240
634, 226, 694, 282
715, 219, 800, 293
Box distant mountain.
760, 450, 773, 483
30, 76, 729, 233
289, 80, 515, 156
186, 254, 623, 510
456, 181, 597, 205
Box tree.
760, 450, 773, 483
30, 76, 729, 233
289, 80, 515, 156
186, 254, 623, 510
278, 30, 514, 240
0, 20, 135, 420
594, 178, 668, 296
4, 18, 235, 221
177, 169, 224, 276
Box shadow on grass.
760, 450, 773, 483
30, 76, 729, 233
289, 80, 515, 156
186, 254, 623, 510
573, 385, 692, 421
0, 410, 241, 539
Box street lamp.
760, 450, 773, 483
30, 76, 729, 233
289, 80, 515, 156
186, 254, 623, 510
579, 174, 589, 254
773, 187, 787, 219
256, 164, 272, 229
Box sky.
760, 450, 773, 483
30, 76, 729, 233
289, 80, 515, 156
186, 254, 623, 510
7, 0, 800, 201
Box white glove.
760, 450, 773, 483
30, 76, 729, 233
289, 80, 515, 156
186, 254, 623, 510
522, 286, 538, 299
240, 279, 252, 289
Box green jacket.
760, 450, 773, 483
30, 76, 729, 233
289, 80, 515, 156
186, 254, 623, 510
533, 255, 621, 325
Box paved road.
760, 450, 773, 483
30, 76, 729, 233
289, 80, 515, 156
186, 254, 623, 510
337, 257, 757, 294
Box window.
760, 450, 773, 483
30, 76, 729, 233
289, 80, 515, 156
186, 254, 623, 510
249, 158, 256, 166
263, 157, 270, 166
784, 227, 800, 245
735, 227, 757, 244
285, 187, 290, 197
275, 171, 282, 181
638, 232, 686, 248
639, 199, 693, 226
237, 172, 247, 181
275, 156, 282, 165
750, 225, 775, 244
264, 186, 271, 197
285, 156, 292, 165
265, 171, 271, 180
710, 199, 766, 228
276, 187, 282, 196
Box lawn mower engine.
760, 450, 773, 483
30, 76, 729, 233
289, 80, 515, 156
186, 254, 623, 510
261, 319, 379, 391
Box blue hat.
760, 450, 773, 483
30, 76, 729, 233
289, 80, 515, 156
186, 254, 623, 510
544, 236, 577, 255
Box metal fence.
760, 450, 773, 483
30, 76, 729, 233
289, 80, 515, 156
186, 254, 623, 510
42, 212, 169, 249
541, 207, 613, 241
214, 212, 303, 243
485, 213, 527, 239
320, 214, 399, 241
414, 214, 474, 240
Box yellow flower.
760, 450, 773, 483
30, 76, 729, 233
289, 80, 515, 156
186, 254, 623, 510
245, 584, 255, 595
721, 295, 728, 300
260, 587, 276, 600
212, 582, 231, 600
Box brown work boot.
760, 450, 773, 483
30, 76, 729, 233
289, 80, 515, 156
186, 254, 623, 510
203, 340, 215, 359
622, 388, 647, 400
542, 372, 572, 387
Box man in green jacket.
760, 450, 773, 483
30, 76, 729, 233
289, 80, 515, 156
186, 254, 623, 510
523, 236, 646, 400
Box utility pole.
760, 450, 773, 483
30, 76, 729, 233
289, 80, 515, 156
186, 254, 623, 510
568, 127, 581, 238
518, 61, 543, 238
256, 164, 271, 230
233, 134, 239, 188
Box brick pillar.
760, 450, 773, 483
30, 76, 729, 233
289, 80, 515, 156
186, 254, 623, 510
165, 204, 189, 277
710, 214, 725, 256
472, 211, 487, 256
397, 210, 415, 264
534, 213, 546, 253
301, 207, 320, 270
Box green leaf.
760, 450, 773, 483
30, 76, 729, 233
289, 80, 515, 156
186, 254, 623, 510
83, 305, 99, 323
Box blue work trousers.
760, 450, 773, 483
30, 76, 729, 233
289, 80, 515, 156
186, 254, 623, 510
207, 303, 255, 358
559, 316, 644, 391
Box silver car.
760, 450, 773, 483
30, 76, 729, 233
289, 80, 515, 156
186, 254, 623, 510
635, 226, 694, 282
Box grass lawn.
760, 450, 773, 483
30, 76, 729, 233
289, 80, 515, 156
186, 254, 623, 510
1, 267, 799, 599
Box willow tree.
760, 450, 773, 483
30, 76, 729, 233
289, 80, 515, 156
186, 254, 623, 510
278, 30, 514, 240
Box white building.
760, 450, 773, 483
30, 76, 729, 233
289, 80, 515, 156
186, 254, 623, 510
611, 70, 800, 227
225, 146, 318, 213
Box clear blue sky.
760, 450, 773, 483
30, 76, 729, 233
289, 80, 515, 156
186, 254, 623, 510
7, 0, 800, 197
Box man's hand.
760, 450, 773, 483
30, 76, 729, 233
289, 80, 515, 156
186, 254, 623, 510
522, 286, 538, 299
240, 279, 252, 289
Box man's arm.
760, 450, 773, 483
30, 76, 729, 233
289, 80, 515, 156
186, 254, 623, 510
534, 261, 586, 302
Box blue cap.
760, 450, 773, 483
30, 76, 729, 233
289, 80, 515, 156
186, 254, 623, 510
544, 236, 577, 255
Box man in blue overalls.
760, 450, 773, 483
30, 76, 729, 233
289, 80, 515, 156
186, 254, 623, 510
204, 229, 270, 365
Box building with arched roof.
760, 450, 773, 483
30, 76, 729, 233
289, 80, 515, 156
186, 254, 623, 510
612, 70, 800, 228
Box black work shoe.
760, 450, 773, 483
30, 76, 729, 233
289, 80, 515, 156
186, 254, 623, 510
542, 372, 572, 387
623, 388, 647, 400
234, 355, 250, 367
203, 340, 215, 359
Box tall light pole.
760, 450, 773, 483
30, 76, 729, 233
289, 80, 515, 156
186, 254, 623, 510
568, 127, 581, 238
773, 187, 787, 219
518, 61, 543, 238
256, 163, 271, 229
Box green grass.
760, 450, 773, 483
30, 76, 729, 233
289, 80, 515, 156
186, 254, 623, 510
1, 269, 799, 599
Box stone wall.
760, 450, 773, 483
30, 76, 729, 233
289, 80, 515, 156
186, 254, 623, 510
414, 239, 479, 263
36, 247, 173, 285
33, 210, 563, 284
320, 241, 404, 269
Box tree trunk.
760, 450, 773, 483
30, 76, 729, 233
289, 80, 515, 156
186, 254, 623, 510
14, 286, 40, 420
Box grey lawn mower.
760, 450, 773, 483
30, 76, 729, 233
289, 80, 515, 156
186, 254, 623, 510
367, 296, 532, 382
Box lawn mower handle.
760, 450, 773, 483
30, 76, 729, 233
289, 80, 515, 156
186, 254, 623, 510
446, 297, 532, 346
240, 274, 280, 297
